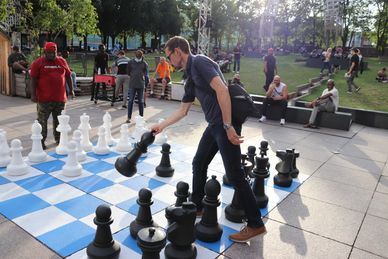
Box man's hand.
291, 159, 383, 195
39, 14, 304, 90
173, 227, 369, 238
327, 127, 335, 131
226, 127, 244, 145
150, 123, 164, 135
162, 78, 167, 85
70, 90, 75, 99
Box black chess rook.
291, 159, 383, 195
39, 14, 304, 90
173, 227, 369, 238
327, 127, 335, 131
137, 227, 167, 259
273, 149, 293, 187
155, 143, 175, 177
86, 204, 121, 259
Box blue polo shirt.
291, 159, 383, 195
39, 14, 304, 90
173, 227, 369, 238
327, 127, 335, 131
182, 54, 225, 124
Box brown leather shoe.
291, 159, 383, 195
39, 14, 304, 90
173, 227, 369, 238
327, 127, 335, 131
303, 123, 312, 128
229, 225, 267, 243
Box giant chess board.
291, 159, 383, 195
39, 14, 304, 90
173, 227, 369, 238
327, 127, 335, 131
0, 140, 309, 258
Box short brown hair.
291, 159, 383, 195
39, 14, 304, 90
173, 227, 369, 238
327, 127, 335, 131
165, 36, 190, 54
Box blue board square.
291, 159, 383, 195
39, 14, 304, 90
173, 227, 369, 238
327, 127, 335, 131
32, 160, 65, 173
195, 224, 235, 253
37, 221, 95, 257
0, 194, 50, 219
15, 174, 62, 192
68, 175, 114, 193
0, 175, 10, 185
56, 194, 107, 219
47, 151, 67, 159
117, 196, 169, 216
120, 176, 164, 191
83, 160, 114, 174
114, 228, 142, 255
86, 151, 120, 160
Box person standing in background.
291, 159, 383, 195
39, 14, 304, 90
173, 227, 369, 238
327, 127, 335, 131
263, 48, 277, 91
233, 43, 241, 73
111, 50, 130, 108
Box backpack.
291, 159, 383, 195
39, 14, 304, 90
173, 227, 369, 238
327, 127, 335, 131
228, 82, 258, 125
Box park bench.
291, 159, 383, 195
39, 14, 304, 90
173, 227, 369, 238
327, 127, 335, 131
146, 82, 172, 100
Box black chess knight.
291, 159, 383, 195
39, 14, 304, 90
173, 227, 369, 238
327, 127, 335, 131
273, 149, 294, 187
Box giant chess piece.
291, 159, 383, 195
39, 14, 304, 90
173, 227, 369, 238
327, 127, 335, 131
94, 126, 110, 155
259, 140, 270, 171
115, 124, 132, 152
72, 130, 87, 162
137, 227, 167, 259
290, 148, 300, 178
224, 189, 246, 223
0, 130, 11, 167
155, 143, 174, 177
56, 110, 71, 155
251, 152, 270, 208
132, 115, 148, 142
87, 204, 121, 259
195, 175, 223, 242
166, 181, 190, 225
78, 113, 93, 152
130, 188, 159, 238
7, 139, 29, 176
273, 149, 294, 187
154, 118, 168, 145
246, 145, 257, 177
28, 120, 47, 163
164, 202, 197, 259
62, 141, 82, 177
115, 131, 155, 177
103, 111, 115, 145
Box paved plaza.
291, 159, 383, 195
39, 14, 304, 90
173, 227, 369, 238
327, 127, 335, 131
0, 94, 387, 259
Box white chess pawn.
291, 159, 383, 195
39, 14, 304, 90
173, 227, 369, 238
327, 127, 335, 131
28, 120, 48, 163
155, 118, 168, 145
7, 139, 29, 176
62, 141, 82, 177
103, 111, 115, 145
93, 126, 110, 155
72, 130, 87, 162
56, 110, 72, 155
78, 113, 93, 152
116, 124, 132, 152
0, 130, 11, 167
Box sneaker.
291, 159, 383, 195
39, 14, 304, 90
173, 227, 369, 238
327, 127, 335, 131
355, 87, 361, 92
280, 118, 285, 125
303, 123, 312, 128
229, 225, 267, 243
126, 119, 131, 123
259, 116, 266, 122
347, 91, 352, 94
122, 105, 127, 109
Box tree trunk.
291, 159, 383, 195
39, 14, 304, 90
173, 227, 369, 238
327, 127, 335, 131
83, 35, 88, 52
123, 34, 127, 50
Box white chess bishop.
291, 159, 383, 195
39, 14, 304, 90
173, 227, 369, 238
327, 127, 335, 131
0, 130, 11, 167
62, 141, 82, 177
115, 124, 132, 152
28, 120, 48, 163
7, 139, 29, 176
56, 110, 71, 155
155, 118, 168, 145
93, 126, 110, 155
103, 111, 115, 145
78, 113, 93, 152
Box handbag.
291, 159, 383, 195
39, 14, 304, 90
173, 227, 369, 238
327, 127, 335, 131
228, 82, 257, 125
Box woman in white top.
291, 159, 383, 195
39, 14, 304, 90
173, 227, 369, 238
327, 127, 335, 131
320, 48, 332, 74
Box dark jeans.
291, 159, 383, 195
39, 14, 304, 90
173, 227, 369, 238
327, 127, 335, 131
233, 58, 240, 72
37, 102, 65, 143
191, 123, 264, 228
264, 72, 274, 91
261, 97, 287, 118
321, 61, 332, 73
127, 87, 144, 119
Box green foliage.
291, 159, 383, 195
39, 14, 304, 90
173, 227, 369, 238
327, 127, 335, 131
0, 0, 13, 23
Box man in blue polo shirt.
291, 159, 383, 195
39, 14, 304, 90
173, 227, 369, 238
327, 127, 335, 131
151, 36, 266, 243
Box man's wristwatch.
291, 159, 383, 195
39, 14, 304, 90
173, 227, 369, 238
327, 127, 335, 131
223, 123, 232, 130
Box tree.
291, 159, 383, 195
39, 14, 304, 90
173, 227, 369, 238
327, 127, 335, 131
0, 0, 14, 23
374, 0, 387, 55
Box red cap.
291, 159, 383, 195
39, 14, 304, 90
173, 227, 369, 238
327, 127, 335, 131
44, 42, 57, 51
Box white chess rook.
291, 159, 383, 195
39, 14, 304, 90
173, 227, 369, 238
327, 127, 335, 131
62, 141, 82, 177
56, 110, 72, 155
7, 139, 29, 176
78, 113, 93, 152
0, 130, 11, 167
94, 126, 110, 155
28, 120, 48, 163
72, 130, 87, 162
116, 124, 132, 152
103, 111, 115, 145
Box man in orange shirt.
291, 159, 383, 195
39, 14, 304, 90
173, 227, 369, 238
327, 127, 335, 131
149, 57, 171, 99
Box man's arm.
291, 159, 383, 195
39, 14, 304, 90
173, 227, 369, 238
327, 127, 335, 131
263, 59, 267, 74
30, 77, 37, 102
210, 76, 243, 145
272, 84, 288, 100
151, 102, 192, 134
65, 75, 75, 98
348, 61, 355, 74
266, 83, 275, 97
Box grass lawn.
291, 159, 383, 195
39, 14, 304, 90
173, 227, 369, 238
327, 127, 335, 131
67, 52, 388, 112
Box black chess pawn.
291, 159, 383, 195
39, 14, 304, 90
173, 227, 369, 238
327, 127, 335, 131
130, 188, 158, 238
156, 143, 175, 177
166, 181, 190, 225
259, 140, 270, 170
224, 189, 246, 223
289, 149, 300, 178
137, 227, 166, 259
273, 149, 294, 187
195, 175, 223, 242
87, 204, 121, 259
165, 202, 197, 259
251, 152, 270, 208
115, 131, 155, 177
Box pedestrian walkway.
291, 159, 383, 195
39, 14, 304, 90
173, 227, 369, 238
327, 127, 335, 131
0, 95, 387, 259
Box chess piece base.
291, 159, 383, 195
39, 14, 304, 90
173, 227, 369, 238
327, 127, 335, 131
255, 194, 269, 208
156, 166, 174, 177
28, 153, 47, 163
195, 222, 223, 242
224, 204, 246, 223
164, 243, 197, 259
86, 240, 121, 259
274, 174, 292, 187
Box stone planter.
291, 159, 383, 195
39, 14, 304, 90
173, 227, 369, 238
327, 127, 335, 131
171, 82, 185, 101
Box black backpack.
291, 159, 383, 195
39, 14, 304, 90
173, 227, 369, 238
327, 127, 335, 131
228, 83, 258, 125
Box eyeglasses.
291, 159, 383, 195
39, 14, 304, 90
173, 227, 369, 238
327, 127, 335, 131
166, 50, 174, 61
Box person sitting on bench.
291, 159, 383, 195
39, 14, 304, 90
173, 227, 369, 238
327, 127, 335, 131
258, 75, 288, 125
8, 46, 28, 74
304, 79, 339, 129
149, 57, 171, 99
376, 67, 387, 83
